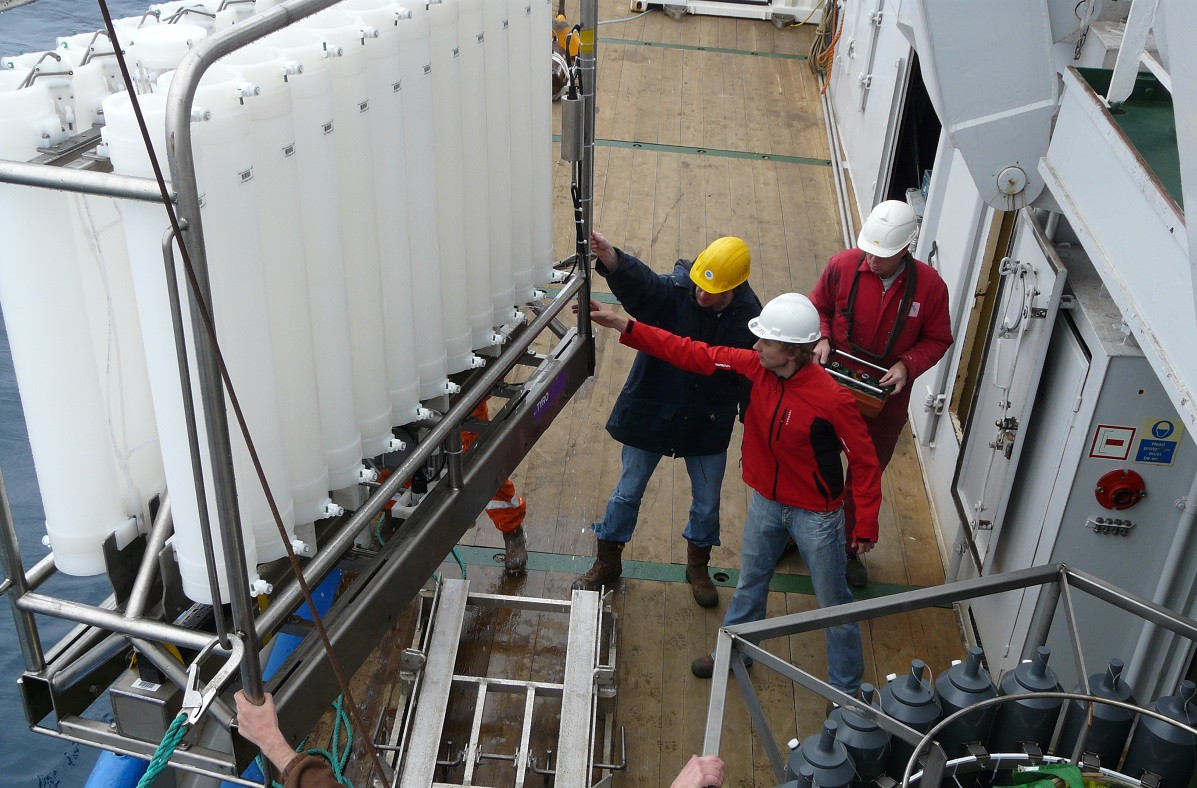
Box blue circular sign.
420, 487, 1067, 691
1152, 420, 1175, 439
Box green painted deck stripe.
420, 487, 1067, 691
551, 134, 831, 167
598, 36, 807, 60
452, 545, 945, 605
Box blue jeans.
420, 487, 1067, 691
722, 491, 863, 694
592, 444, 726, 547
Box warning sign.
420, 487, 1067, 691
1089, 425, 1135, 460
1135, 417, 1185, 466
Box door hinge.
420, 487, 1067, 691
868, 9, 883, 25
925, 392, 947, 415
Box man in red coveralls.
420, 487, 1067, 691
810, 200, 953, 588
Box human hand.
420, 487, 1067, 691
578, 299, 629, 332
234, 690, 298, 773
879, 360, 908, 393
670, 754, 725, 788
850, 539, 875, 555
590, 231, 618, 271
813, 338, 831, 365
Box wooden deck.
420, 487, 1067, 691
336, 4, 962, 785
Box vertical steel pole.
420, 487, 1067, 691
576, 0, 598, 374
1020, 570, 1062, 661
0, 467, 46, 671
166, 62, 263, 704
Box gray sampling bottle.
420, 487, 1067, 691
829, 683, 890, 783
1056, 658, 1135, 767
934, 647, 998, 758
773, 763, 815, 788
1121, 679, 1197, 786
988, 646, 1062, 755
786, 719, 856, 788
880, 659, 942, 779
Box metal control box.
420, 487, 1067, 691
963, 242, 1197, 699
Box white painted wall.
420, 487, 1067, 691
827, 0, 912, 219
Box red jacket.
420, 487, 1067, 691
810, 250, 953, 413
621, 321, 882, 541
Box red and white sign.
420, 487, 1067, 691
1089, 425, 1136, 460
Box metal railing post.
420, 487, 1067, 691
0, 467, 45, 671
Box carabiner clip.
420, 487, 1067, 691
181, 634, 245, 725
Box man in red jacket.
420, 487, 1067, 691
810, 200, 953, 587
587, 293, 881, 696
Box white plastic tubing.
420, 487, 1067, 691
0, 2, 555, 595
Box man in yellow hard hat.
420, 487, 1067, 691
572, 232, 762, 608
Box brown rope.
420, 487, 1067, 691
95, 2, 392, 782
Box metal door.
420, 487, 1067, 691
952, 209, 1067, 578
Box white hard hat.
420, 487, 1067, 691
857, 200, 917, 257
749, 293, 822, 344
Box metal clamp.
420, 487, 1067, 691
181, 634, 244, 724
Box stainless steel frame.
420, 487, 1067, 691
0, 0, 599, 778
701, 563, 1197, 784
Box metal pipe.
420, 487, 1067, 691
128, 636, 235, 727
163, 1, 352, 701
0, 466, 45, 671
49, 632, 129, 691
257, 274, 586, 639
576, 0, 598, 375
0, 552, 56, 598
1126, 469, 1197, 687
123, 493, 173, 620
43, 624, 114, 688
17, 592, 221, 653
26, 553, 57, 590
161, 225, 229, 647
1019, 568, 1062, 661
727, 563, 1062, 642
444, 432, 464, 491
0, 160, 168, 203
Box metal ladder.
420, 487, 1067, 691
390, 579, 620, 787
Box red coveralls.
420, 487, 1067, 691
809, 249, 953, 542
461, 399, 526, 533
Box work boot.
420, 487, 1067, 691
502, 526, 528, 577
685, 541, 719, 609
845, 554, 868, 588
691, 654, 752, 679
571, 539, 624, 591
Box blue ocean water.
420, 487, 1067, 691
2, 3, 150, 784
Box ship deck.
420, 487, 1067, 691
334, 4, 961, 785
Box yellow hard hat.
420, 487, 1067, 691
690, 236, 751, 294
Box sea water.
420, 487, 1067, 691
1, 3, 147, 784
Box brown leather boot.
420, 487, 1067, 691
502, 526, 528, 577
685, 541, 719, 608
571, 539, 624, 591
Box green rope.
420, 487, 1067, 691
260, 694, 355, 787
451, 547, 467, 579
374, 512, 387, 546
136, 712, 190, 787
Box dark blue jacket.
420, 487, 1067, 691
600, 247, 762, 457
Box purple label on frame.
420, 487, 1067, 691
533, 373, 567, 422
